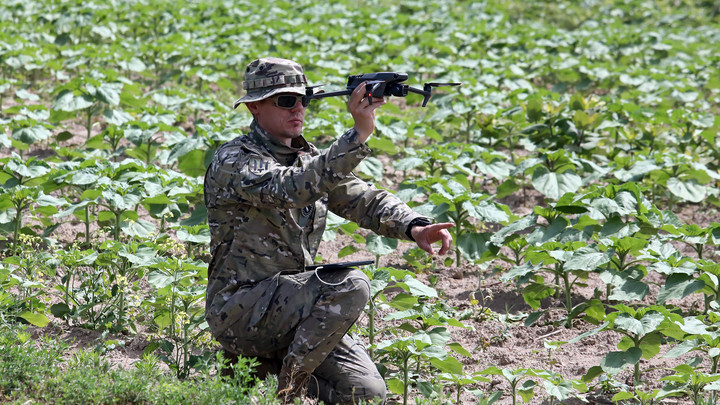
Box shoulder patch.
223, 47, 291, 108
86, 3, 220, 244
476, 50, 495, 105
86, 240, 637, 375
248, 158, 270, 175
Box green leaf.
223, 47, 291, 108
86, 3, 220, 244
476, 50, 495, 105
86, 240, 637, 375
532, 166, 581, 200
565, 246, 610, 271
338, 245, 359, 258
524, 310, 546, 326
518, 380, 537, 402
458, 232, 495, 262
386, 378, 405, 395
175, 149, 207, 177
496, 179, 521, 199
399, 276, 438, 298
666, 178, 706, 203
614, 311, 663, 336
501, 262, 538, 282
427, 327, 451, 347
53, 90, 93, 112
664, 338, 700, 358
601, 348, 642, 375
387, 293, 418, 310
581, 366, 604, 383
366, 233, 397, 256
51, 303, 71, 318
447, 342, 472, 357
657, 274, 705, 304
118, 246, 157, 267
464, 200, 509, 223
583, 299, 606, 323
415, 380, 435, 398
394, 156, 425, 172
612, 391, 636, 401
19, 311, 50, 327
365, 137, 396, 154
522, 283, 554, 310
12, 125, 52, 144
430, 356, 464, 375
600, 270, 649, 302
356, 157, 384, 182
637, 333, 662, 359
176, 226, 210, 244
120, 219, 156, 238
148, 270, 174, 290
168, 137, 206, 162
102, 189, 142, 211
526, 98, 543, 122
543, 380, 574, 401
154, 312, 172, 329
97, 82, 122, 105
37, 193, 67, 207
491, 214, 537, 245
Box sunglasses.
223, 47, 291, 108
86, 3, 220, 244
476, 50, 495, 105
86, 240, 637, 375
270, 94, 308, 109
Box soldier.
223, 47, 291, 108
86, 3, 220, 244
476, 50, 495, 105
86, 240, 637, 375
204, 57, 454, 404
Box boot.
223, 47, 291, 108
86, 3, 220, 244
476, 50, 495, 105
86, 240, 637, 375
277, 364, 311, 404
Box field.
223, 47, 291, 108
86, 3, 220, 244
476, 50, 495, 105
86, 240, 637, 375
2, 0, 720, 404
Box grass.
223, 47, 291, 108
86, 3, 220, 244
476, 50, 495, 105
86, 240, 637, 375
0, 326, 280, 405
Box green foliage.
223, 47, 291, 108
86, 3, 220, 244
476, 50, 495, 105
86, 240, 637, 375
0, 327, 275, 404
2, 0, 720, 403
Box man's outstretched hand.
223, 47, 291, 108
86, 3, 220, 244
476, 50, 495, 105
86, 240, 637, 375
410, 222, 454, 256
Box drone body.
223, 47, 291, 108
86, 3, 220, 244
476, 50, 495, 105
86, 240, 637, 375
304, 72, 460, 107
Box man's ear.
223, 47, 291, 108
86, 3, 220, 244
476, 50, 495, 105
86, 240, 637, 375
245, 101, 259, 114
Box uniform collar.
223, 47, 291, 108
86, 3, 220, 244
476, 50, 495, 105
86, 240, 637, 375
249, 119, 311, 164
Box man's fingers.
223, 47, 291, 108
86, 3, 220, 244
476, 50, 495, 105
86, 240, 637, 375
412, 222, 455, 256
438, 231, 453, 255
418, 240, 434, 256
350, 82, 366, 104
428, 223, 453, 255
432, 223, 455, 231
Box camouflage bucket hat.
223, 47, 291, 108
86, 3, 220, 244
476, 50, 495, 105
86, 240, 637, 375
233, 57, 307, 109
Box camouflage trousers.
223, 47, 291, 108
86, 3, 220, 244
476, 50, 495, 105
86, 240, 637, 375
209, 268, 386, 404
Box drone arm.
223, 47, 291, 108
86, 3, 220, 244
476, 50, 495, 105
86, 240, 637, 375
306, 82, 385, 105
415, 82, 463, 107
304, 88, 353, 104
304, 75, 461, 107
406, 85, 432, 107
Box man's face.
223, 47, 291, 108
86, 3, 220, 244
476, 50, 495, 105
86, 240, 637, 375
247, 93, 306, 145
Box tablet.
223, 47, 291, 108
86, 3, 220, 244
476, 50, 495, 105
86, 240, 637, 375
305, 260, 375, 271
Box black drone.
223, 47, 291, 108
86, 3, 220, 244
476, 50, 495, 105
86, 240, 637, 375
304, 72, 461, 107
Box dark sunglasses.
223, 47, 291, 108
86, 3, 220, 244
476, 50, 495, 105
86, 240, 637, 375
270, 94, 308, 109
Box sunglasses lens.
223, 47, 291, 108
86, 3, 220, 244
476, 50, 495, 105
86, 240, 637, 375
276, 95, 299, 108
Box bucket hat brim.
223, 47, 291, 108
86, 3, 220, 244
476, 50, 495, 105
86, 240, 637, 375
232, 86, 306, 109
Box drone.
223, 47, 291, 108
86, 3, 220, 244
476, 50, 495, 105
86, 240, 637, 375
304, 72, 461, 107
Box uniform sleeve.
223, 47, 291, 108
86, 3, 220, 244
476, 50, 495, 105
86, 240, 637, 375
327, 174, 428, 241
205, 129, 370, 210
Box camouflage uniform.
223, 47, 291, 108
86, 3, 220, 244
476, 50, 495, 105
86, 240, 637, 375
204, 58, 428, 404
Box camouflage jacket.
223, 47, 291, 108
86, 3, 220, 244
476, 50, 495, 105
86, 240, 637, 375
203, 120, 426, 305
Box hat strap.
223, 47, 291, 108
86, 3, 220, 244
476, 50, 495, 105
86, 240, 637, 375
243, 74, 308, 90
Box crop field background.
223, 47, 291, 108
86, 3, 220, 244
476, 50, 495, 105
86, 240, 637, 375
2, 0, 720, 404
